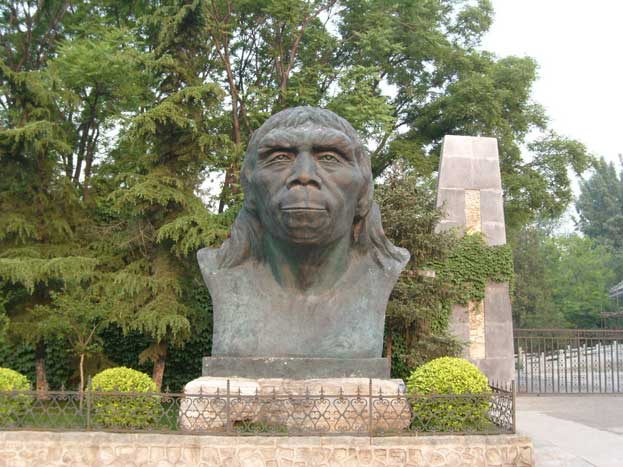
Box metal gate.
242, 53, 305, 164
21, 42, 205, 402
514, 329, 623, 393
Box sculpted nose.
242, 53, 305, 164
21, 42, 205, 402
287, 152, 321, 189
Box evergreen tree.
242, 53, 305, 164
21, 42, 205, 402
0, 2, 96, 393
576, 157, 623, 251
94, 3, 230, 390
376, 171, 460, 378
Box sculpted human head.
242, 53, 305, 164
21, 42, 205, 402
241, 107, 372, 246
217, 106, 403, 269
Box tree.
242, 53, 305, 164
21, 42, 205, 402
575, 157, 623, 288
0, 2, 95, 392
511, 226, 564, 328
338, 1, 592, 233
49, 28, 152, 199
183, 0, 590, 231
91, 4, 231, 390
32, 285, 110, 403
576, 157, 623, 250
512, 227, 616, 329
376, 171, 460, 378
550, 235, 616, 328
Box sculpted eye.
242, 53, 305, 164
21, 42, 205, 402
317, 152, 340, 163
267, 152, 292, 163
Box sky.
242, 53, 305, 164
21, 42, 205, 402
482, 0, 623, 166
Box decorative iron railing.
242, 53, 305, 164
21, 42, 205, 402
0, 380, 514, 436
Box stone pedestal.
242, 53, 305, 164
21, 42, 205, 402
180, 377, 410, 434
436, 135, 515, 384
202, 356, 390, 379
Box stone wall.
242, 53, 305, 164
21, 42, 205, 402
0, 431, 533, 467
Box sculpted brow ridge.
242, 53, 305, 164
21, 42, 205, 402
258, 128, 354, 159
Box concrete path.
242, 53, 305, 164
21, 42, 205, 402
517, 396, 623, 467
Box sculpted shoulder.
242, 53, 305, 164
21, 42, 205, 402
384, 245, 410, 275
197, 247, 221, 278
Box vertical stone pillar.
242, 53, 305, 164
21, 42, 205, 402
436, 135, 514, 383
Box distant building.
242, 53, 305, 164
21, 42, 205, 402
609, 280, 623, 301
603, 280, 623, 328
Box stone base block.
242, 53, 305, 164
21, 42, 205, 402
180, 377, 410, 434
202, 356, 390, 379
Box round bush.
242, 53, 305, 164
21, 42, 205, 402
91, 367, 159, 429
0, 368, 32, 426
406, 357, 491, 432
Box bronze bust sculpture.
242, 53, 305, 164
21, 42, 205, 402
198, 107, 409, 377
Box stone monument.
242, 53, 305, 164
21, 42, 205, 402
197, 106, 409, 379
183, 107, 410, 432
436, 135, 514, 383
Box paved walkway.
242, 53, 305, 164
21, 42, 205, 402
516, 396, 623, 467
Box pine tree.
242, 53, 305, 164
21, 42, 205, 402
0, 2, 95, 393
93, 2, 230, 390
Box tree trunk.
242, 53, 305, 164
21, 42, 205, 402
82, 127, 99, 200
79, 352, 85, 410
152, 344, 168, 392
35, 340, 48, 399
218, 166, 239, 213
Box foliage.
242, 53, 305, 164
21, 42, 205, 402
406, 357, 491, 432
31, 285, 111, 391
436, 233, 514, 305
549, 235, 616, 328
575, 157, 623, 290
100, 279, 212, 393
91, 367, 159, 429
0, 336, 74, 389
376, 172, 461, 379
510, 226, 563, 328
0, 367, 30, 390
511, 226, 616, 328
387, 333, 462, 382
0, 367, 31, 425
378, 171, 515, 378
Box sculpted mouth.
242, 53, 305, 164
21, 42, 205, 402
280, 204, 327, 211
280, 207, 327, 212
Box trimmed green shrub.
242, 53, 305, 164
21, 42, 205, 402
406, 357, 491, 432
91, 367, 159, 429
0, 368, 32, 425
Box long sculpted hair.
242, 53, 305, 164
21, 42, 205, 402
217, 106, 406, 269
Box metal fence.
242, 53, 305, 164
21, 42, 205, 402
0, 380, 514, 436
514, 328, 623, 394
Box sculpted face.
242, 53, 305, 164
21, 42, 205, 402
248, 123, 367, 245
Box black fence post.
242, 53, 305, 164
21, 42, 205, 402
226, 379, 231, 433
368, 378, 372, 436
511, 380, 516, 434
